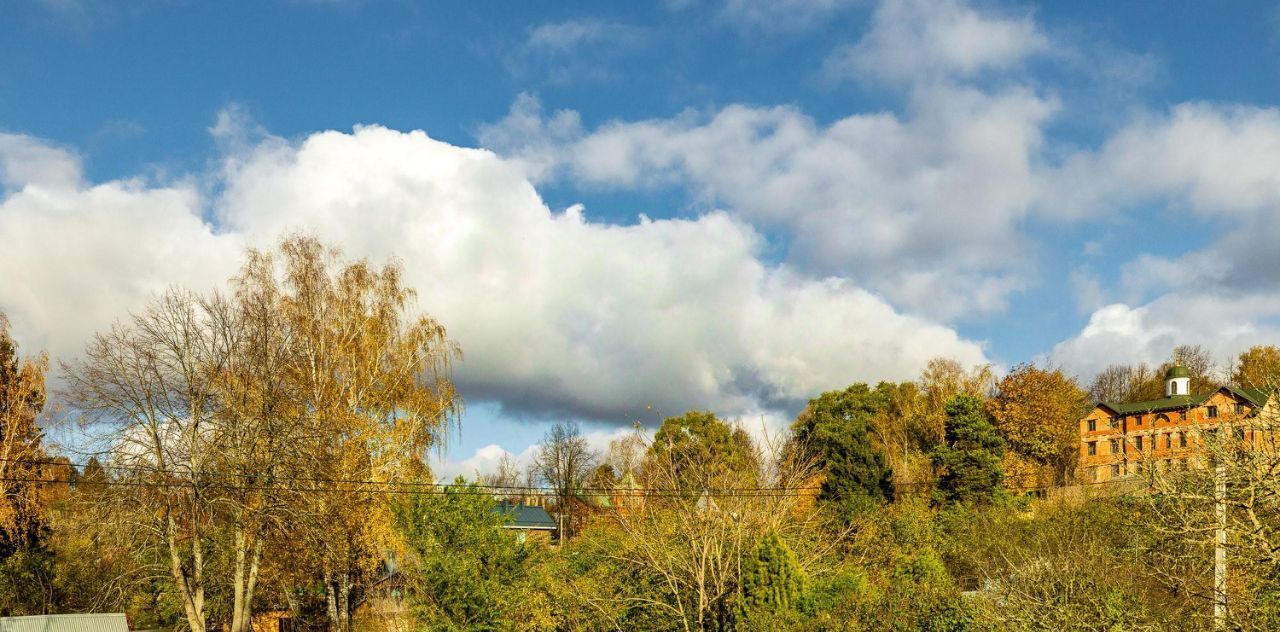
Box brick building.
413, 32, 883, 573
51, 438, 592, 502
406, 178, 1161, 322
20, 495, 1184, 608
1078, 363, 1274, 483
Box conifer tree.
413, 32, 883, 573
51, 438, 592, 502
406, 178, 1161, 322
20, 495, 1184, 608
932, 394, 1004, 505
738, 529, 807, 617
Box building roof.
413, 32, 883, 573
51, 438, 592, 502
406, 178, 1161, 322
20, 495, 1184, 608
0, 614, 129, 632
1099, 385, 1269, 415
495, 501, 556, 530
1165, 365, 1190, 380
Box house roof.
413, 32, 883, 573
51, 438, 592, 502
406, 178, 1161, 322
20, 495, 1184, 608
1099, 385, 1270, 415
0, 614, 129, 632
495, 501, 556, 530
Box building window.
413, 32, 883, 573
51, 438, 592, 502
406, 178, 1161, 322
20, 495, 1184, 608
1111, 463, 1121, 478
1165, 433, 1172, 449
1110, 438, 1120, 454
1109, 416, 1119, 429
1179, 432, 1187, 448
1136, 436, 1144, 451
1087, 418, 1096, 432
1207, 406, 1218, 419
1087, 441, 1097, 456
1156, 413, 1169, 425
1171, 381, 1179, 395
1180, 410, 1187, 421
1134, 414, 1143, 426
1236, 403, 1247, 416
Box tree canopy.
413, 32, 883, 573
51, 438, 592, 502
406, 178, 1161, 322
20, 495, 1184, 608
791, 383, 893, 518
933, 395, 1005, 505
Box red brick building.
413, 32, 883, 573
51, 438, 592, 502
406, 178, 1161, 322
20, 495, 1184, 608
1078, 364, 1272, 483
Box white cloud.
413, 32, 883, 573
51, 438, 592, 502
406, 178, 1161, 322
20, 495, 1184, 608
0, 124, 989, 427
824, 0, 1048, 85
511, 19, 647, 84
1049, 103, 1280, 221
525, 19, 642, 53
480, 87, 1056, 320
0, 133, 83, 192
0, 142, 243, 364
1045, 102, 1280, 382
717, 0, 857, 33
1049, 294, 1280, 380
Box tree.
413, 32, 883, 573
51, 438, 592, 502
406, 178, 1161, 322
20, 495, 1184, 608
791, 384, 892, 518
986, 364, 1090, 484
601, 429, 826, 631
648, 411, 758, 490
63, 236, 462, 632
532, 422, 595, 539
63, 290, 233, 632
481, 453, 523, 502
917, 359, 994, 449
605, 423, 647, 480
1089, 346, 1219, 404
737, 529, 808, 619
1088, 363, 1156, 403
1233, 345, 1280, 390
264, 236, 461, 631
0, 312, 49, 545
932, 395, 1005, 505
393, 478, 541, 630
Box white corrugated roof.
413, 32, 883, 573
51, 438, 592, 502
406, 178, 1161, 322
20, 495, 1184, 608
0, 614, 129, 632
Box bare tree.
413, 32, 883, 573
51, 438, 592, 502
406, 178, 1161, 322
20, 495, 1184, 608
532, 421, 596, 538
1142, 391, 1280, 630
481, 452, 522, 502
63, 289, 234, 632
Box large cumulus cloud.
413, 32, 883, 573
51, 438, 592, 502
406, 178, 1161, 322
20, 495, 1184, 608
0, 125, 989, 425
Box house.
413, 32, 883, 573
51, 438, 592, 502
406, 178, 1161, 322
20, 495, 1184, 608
0, 614, 130, 632
495, 501, 557, 541
1078, 362, 1275, 483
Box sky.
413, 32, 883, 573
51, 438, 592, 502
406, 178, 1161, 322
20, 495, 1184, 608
5, 0, 1280, 477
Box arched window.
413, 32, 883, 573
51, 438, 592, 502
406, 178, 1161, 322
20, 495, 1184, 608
1170, 382, 1178, 395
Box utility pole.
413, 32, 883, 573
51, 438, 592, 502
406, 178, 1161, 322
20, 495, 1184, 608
1213, 457, 1227, 629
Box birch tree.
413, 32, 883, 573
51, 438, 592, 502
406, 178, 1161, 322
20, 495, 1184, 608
0, 312, 48, 540
63, 290, 233, 632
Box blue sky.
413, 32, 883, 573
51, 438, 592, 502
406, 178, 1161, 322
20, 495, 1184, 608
5, 0, 1280, 474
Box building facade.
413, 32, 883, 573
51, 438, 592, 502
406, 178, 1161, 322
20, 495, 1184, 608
1078, 364, 1272, 483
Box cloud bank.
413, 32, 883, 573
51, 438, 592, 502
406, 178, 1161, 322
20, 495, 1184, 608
0, 126, 989, 427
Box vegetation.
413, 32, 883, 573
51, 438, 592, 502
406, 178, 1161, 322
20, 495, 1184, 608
5, 237, 1280, 630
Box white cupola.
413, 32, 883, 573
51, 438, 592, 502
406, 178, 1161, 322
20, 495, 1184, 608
1165, 363, 1191, 397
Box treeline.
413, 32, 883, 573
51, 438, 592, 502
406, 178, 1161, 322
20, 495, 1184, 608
2, 238, 1280, 630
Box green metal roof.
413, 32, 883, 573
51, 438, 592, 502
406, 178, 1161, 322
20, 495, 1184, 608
1164, 365, 1190, 380
0, 614, 129, 632
495, 501, 556, 530
1226, 385, 1269, 407
1101, 394, 1205, 415
1100, 385, 1270, 415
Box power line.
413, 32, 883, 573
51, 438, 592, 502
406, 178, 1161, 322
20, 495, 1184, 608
0, 475, 818, 499
0, 456, 822, 497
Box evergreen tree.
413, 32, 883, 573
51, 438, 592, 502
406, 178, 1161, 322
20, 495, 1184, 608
739, 529, 807, 616
792, 383, 893, 518
932, 395, 1004, 505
